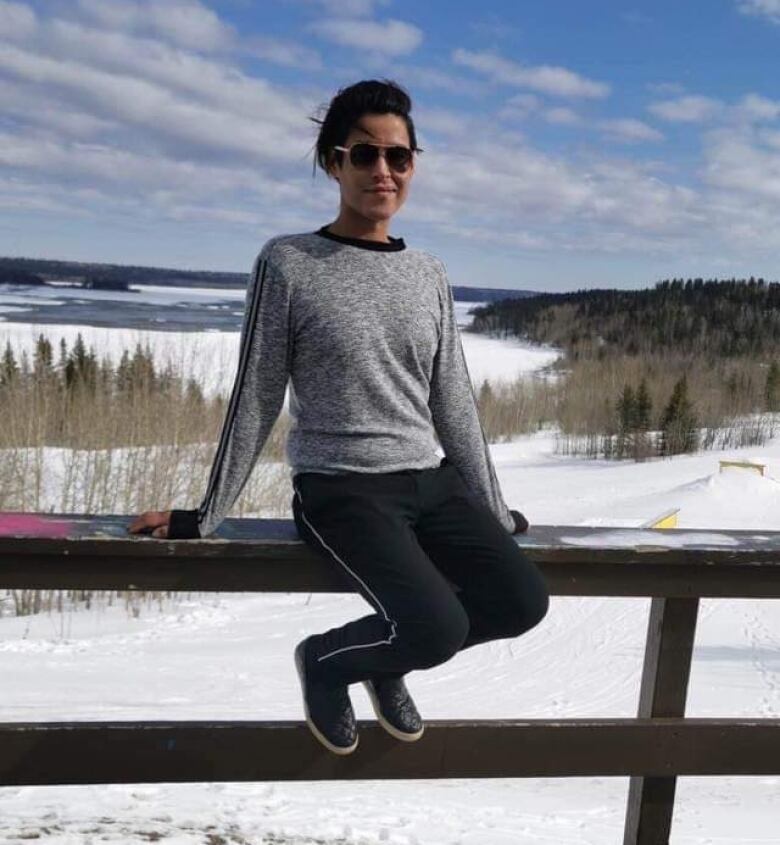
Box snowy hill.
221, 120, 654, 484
0, 299, 778, 844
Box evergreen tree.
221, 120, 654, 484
33, 334, 54, 382
97, 355, 113, 392
615, 384, 636, 459
636, 379, 652, 430
83, 346, 98, 391
185, 377, 204, 408
1, 342, 19, 388
57, 338, 68, 389
63, 346, 78, 391
129, 342, 156, 392
633, 378, 653, 460
72, 332, 88, 373
766, 362, 780, 412
659, 376, 699, 456
115, 349, 132, 394
477, 379, 494, 415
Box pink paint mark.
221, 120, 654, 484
0, 512, 73, 538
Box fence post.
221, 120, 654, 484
623, 596, 700, 844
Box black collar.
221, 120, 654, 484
315, 225, 406, 252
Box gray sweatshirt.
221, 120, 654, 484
168, 226, 516, 539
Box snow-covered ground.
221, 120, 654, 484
0, 290, 778, 844
0, 294, 558, 398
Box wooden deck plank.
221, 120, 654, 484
2, 514, 780, 597
2, 719, 778, 786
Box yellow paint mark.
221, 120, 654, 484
642, 508, 680, 530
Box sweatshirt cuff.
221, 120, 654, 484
168, 509, 201, 539
510, 509, 529, 534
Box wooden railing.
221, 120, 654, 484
1, 513, 779, 845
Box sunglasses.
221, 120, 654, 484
333, 142, 422, 173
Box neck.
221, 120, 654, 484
327, 209, 391, 243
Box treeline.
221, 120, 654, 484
0, 334, 213, 448
1, 334, 201, 399
0, 267, 45, 285
471, 277, 780, 359
470, 278, 780, 460
0, 255, 535, 302
452, 285, 537, 303
0, 256, 247, 289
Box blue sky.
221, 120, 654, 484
2, 0, 780, 291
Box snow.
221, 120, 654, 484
0, 297, 557, 398
0, 282, 245, 308
493, 433, 780, 532
0, 292, 778, 844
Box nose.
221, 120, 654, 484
372, 151, 392, 176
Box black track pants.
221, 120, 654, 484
291, 457, 549, 687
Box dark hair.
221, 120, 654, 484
309, 79, 419, 178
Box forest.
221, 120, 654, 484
470, 277, 780, 359
470, 278, 780, 460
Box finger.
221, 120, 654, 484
128, 511, 163, 534
152, 525, 168, 539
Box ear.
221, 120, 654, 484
325, 150, 341, 182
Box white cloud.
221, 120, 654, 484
737, 93, 780, 122
648, 91, 779, 131
762, 129, 780, 149
736, 0, 780, 24
309, 17, 422, 55
0, 129, 325, 217
389, 64, 488, 97
0, 6, 334, 239
40, 18, 316, 113
244, 35, 323, 69
148, 0, 233, 51
414, 135, 700, 243
0, 41, 312, 164
0, 77, 118, 137
598, 118, 664, 143
0, 0, 36, 39
703, 126, 780, 204
72, 0, 320, 68
75, 0, 140, 30
648, 95, 723, 123
432, 221, 550, 250
452, 49, 610, 99
686, 125, 780, 254
415, 107, 466, 138
498, 93, 540, 122
76, 0, 233, 51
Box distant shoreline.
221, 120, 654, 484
0, 256, 539, 300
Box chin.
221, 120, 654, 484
362, 201, 402, 221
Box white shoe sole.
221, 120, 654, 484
362, 680, 425, 742
295, 642, 358, 756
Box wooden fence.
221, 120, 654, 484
1, 513, 779, 845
